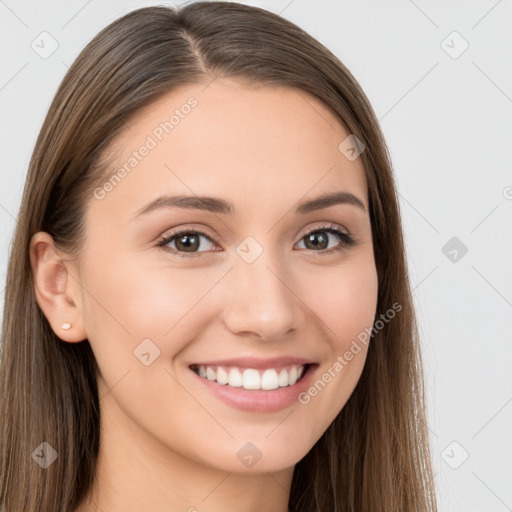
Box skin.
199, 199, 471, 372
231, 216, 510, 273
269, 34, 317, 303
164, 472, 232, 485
30, 78, 378, 512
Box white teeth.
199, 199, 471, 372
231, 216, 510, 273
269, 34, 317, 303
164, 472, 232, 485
228, 367, 243, 387
278, 369, 289, 387
243, 369, 260, 390
261, 369, 279, 390
288, 366, 298, 386
216, 366, 229, 385
206, 367, 216, 381
194, 364, 306, 390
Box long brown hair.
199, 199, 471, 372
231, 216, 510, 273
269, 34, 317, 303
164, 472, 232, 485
0, 3, 438, 511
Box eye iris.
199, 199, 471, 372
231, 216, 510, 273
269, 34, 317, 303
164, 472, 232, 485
175, 233, 200, 252
305, 231, 328, 250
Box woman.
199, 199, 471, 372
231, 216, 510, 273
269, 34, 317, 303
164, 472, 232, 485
0, 2, 438, 511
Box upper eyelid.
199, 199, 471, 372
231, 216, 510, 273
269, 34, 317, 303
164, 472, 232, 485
159, 225, 218, 244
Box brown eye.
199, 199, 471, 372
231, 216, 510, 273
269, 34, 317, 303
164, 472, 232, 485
174, 233, 201, 252
296, 225, 356, 254
158, 230, 218, 257
303, 231, 330, 250
157, 224, 355, 259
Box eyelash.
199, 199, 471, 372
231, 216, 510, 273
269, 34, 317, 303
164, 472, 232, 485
156, 223, 356, 259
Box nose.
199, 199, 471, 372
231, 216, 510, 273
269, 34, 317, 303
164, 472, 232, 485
221, 247, 306, 342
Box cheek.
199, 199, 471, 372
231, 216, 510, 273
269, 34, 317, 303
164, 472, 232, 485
78, 253, 215, 418
80, 250, 223, 357
293, 258, 378, 436
303, 256, 379, 350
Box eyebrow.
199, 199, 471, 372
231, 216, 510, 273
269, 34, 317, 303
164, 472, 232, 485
134, 191, 367, 218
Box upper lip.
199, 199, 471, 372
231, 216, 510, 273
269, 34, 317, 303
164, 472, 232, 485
189, 356, 315, 370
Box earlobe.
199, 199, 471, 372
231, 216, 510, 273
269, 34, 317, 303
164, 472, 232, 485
29, 231, 87, 343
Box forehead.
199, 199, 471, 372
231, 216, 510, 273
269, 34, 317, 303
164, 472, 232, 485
92, 78, 368, 218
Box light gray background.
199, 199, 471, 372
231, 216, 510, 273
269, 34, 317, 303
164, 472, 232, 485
1, 1, 511, 510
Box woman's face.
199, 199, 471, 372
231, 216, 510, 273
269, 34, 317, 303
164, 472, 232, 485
72, 78, 378, 473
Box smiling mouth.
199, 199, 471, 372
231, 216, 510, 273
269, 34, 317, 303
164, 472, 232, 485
189, 363, 313, 391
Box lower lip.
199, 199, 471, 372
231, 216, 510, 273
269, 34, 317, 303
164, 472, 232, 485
190, 364, 317, 413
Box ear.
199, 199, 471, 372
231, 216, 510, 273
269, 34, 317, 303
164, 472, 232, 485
29, 231, 87, 343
